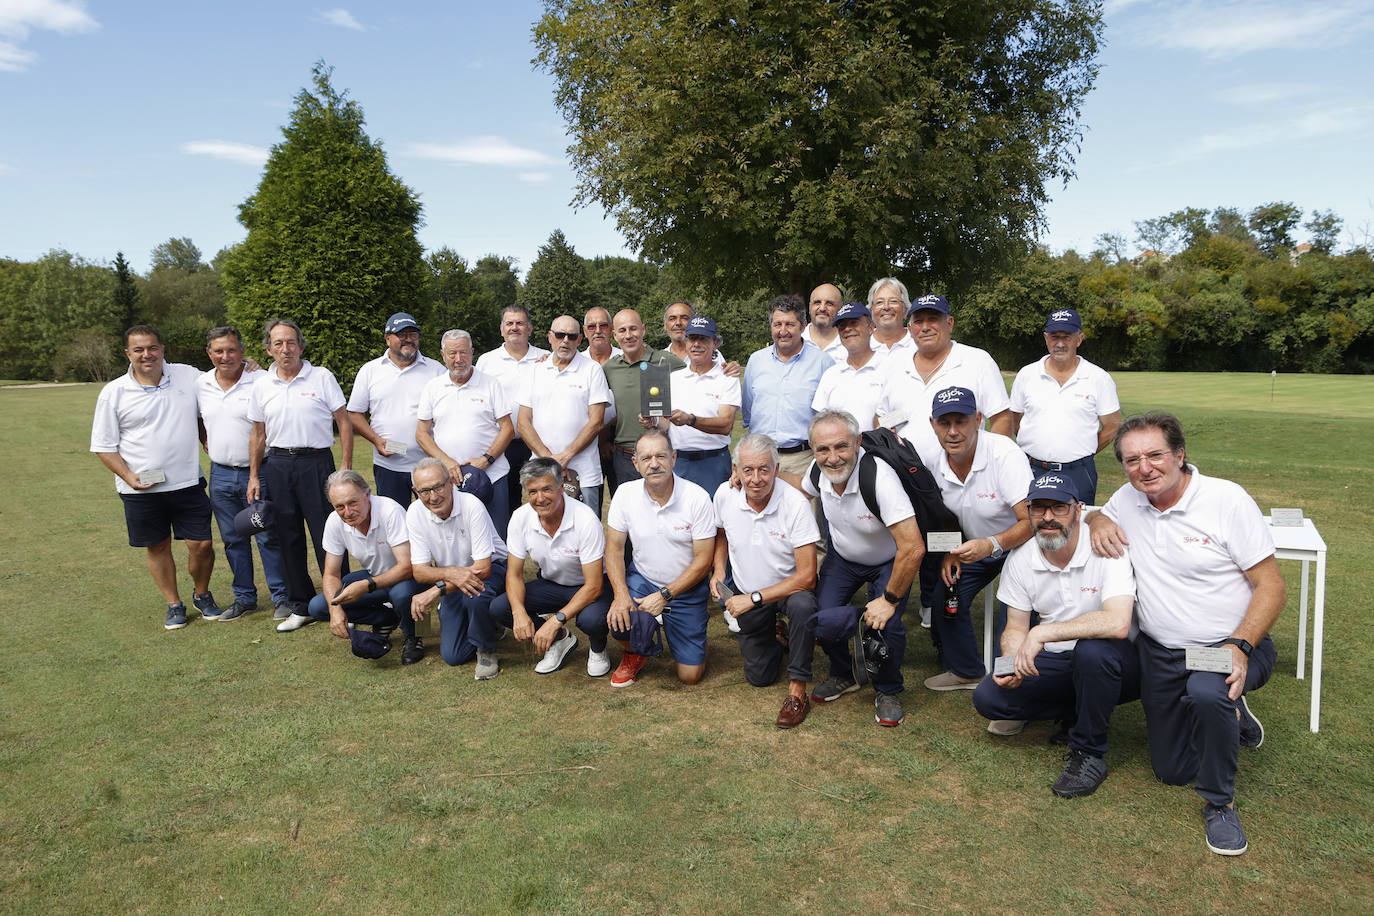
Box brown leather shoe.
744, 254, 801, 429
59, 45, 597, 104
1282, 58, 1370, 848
775, 693, 810, 729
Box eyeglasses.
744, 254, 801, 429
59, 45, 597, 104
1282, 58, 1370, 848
552, 331, 581, 341
872, 298, 905, 308
1123, 449, 1176, 471
1029, 502, 1075, 518
412, 483, 449, 499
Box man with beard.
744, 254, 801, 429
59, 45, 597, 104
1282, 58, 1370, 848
801, 283, 847, 363
972, 473, 1140, 799
347, 312, 445, 505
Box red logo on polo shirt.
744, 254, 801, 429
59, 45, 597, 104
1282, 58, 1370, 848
857, 511, 875, 521
557, 547, 580, 556
1183, 536, 1212, 545
298, 391, 319, 399
673, 522, 693, 533
1080, 586, 1098, 593
977, 491, 997, 500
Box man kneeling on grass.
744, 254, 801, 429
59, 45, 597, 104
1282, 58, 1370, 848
604, 429, 716, 687
276, 470, 424, 664
972, 473, 1140, 798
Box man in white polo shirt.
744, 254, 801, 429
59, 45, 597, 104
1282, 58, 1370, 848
972, 473, 1139, 799
604, 429, 716, 687
655, 315, 740, 497
91, 324, 220, 630
485, 457, 613, 679
347, 311, 445, 506
246, 318, 353, 618
276, 470, 426, 664
517, 315, 612, 516
712, 433, 820, 728
924, 386, 1032, 691
476, 305, 549, 520
1088, 411, 1284, 857
406, 457, 508, 675
867, 277, 917, 359
801, 282, 846, 363
416, 329, 515, 536
793, 409, 924, 728
811, 303, 887, 431
196, 325, 289, 621
1010, 307, 1122, 505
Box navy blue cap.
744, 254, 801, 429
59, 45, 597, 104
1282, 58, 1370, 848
1027, 472, 1080, 504
931, 386, 977, 418
685, 315, 718, 338
458, 464, 494, 505
233, 499, 276, 537
385, 312, 418, 334
350, 627, 392, 660
1045, 308, 1082, 333
614, 609, 665, 657
906, 294, 950, 318
834, 302, 871, 323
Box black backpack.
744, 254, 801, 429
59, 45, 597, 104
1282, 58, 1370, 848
809, 427, 959, 544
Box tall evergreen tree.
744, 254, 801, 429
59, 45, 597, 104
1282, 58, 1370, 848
112, 251, 141, 329
518, 230, 590, 335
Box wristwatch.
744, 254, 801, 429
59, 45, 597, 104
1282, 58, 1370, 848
882, 589, 901, 605
555, 611, 567, 623
988, 536, 1004, 560
1222, 637, 1254, 657
750, 591, 763, 608
365, 576, 377, 592
659, 586, 673, 602
436, 580, 447, 595
481, 452, 496, 466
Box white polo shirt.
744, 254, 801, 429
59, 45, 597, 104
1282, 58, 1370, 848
518, 351, 612, 485
713, 480, 820, 594
196, 367, 264, 468
416, 370, 512, 482
476, 343, 549, 442
91, 362, 204, 495
801, 451, 914, 565
668, 363, 740, 452
997, 533, 1136, 653
1010, 356, 1120, 462
1102, 467, 1274, 648
322, 495, 410, 576
811, 351, 888, 431
407, 487, 508, 568
506, 497, 606, 587
802, 325, 846, 363
877, 340, 1010, 468
606, 476, 716, 588
347, 351, 445, 472
246, 360, 346, 449
933, 431, 1031, 540
871, 333, 916, 360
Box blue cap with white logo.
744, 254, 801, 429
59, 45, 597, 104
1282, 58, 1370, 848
834, 302, 871, 323
931, 386, 977, 418
1027, 473, 1080, 504
1044, 308, 1082, 333
686, 315, 718, 338
906, 294, 950, 318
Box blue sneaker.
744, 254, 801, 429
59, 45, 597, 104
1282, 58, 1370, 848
218, 599, 257, 622
1203, 803, 1248, 856
1238, 695, 1264, 748
192, 591, 223, 621
165, 603, 189, 630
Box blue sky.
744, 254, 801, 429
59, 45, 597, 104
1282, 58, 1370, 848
3, 0, 1372, 276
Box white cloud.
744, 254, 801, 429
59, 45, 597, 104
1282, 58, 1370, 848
1209, 83, 1320, 106
315, 8, 365, 31
1158, 104, 1372, 165
0, 0, 99, 72
408, 136, 553, 169
182, 140, 269, 166
1132, 1, 1374, 58
518, 172, 551, 183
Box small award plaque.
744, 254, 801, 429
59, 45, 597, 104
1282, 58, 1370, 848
640, 362, 671, 417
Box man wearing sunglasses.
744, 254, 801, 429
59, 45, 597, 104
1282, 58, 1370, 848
972, 473, 1139, 799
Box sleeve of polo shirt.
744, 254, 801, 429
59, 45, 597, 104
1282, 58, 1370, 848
606, 488, 631, 533
811, 367, 834, 413
785, 489, 822, 547
1008, 367, 1031, 413
578, 505, 607, 563
712, 483, 729, 527
1221, 484, 1276, 571
90, 386, 121, 452
504, 509, 528, 561
740, 355, 755, 428
688, 487, 717, 539
799, 461, 820, 498
515, 366, 535, 409
997, 440, 1033, 504
463, 496, 497, 561
1095, 368, 1122, 416
345, 362, 372, 413
1100, 486, 1125, 523
489, 377, 512, 420
871, 460, 916, 526
874, 360, 901, 418
995, 549, 1034, 610
975, 351, 1010, 417
379, 499, 410, 550
246, 378, 267, 423
319, 369, 347, 413
588, 363, 612, 406
1100, 550, 1136, 602
406, 503, 434, 566
322, 513, 347, 557
416, 379, 437, 422
720, 374, 742, 408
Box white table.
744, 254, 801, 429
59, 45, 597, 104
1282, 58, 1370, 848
1267, 517, 1328, 732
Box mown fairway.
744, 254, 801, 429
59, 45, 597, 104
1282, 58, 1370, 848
1, 374, 1371, 914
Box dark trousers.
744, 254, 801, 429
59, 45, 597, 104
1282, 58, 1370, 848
373, 464, 413, 507
735, 590, 819, 686
261, 449, 337, 605
488, 576, 611, 653
931, 555, 1007, 679
1138, 632, 1276, 807
434, 560, 507, 665
816, 551, 909, 695
504, 440, 532, 512
305, 569, 420, 639
1028, 454, 1099, 507
972, 638, 1141, 757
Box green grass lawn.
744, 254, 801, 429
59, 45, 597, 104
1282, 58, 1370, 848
2, 375, 1372, 914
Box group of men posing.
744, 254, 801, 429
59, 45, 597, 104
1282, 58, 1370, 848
91, 277, 1286, 857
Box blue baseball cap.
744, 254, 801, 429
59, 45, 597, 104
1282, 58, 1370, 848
686, 315, 718, 338
834, 302, 871, 323
458, 464, 494, 505
1027, 473, 1080, 504
385, 312, 419, 334
1044, 308, 1082, 333
233, 499, 276, 537
931, 386, 977, 418
906, 294, 950, 318
350, 627, 392, 660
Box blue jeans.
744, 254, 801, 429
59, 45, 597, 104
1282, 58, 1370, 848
436, 561, 508, 665
208, 462, 288, 606
816, 551, 909, 695
488, 575, 611, 653
931, 555, 1007, 679
674, 448, 730, 499
578, 485, 602, 520
306, 569, 421, 639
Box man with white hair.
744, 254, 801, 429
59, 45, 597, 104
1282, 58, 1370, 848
866, 277, 917, 359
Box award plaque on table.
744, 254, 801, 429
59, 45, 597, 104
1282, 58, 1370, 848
640, 362, 672, 417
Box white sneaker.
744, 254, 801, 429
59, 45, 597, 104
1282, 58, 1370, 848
920, 606, 932, 629
723, 610, 741, 634
276, 613, 315, 633
535, 629, 578, 674
587, 649, 611, 677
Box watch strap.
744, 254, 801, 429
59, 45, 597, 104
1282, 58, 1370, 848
1222, 637, 1254, 657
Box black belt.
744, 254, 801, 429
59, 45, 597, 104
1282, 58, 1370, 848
678, 447, 728, 461
269, 446, 331, 456
612, 444, 636, 456
777, 443, 809, 454
1028, 455, 1093, 471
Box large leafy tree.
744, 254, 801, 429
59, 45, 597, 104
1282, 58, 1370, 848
534, 0, 1102, 297
223, 62, 425, 379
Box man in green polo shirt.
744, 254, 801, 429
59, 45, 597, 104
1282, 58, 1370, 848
603, 309, 685, 494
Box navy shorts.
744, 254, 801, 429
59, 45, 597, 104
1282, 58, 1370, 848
119, 482, 213, 547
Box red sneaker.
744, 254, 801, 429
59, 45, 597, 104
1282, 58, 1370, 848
610, 652, 648, 687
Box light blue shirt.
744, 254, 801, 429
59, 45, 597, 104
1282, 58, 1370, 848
741, 341, 832, 448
